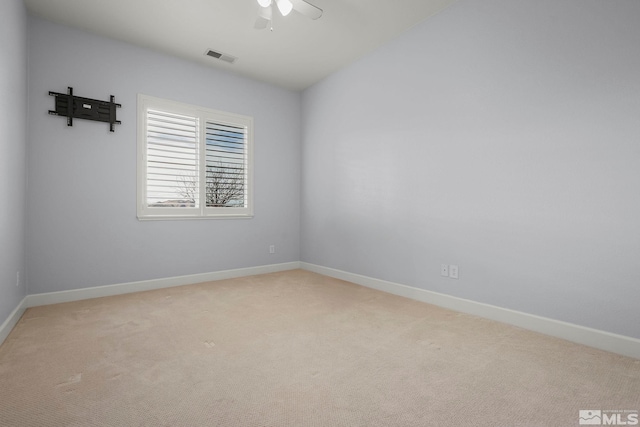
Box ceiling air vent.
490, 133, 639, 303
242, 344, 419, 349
205, 49, 237, 64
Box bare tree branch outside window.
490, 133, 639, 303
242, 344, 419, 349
206, 162, 245, 207
174, 162, 245, 207
176, 173, 197, 207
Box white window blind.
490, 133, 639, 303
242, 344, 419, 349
205, 120, 247, 208
146, 110, 199, 208
137, 95, 253, 220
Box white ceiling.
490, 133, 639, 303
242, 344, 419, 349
24, 0, 458, 91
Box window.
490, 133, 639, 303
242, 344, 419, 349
137, 94, 253, 219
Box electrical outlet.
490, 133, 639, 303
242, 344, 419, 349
16, 271, 20, 287
441, 264, 449, 277
449, 265, 459, 279
269, 245, 275, 254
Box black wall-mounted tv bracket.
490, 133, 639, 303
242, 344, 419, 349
48, 87, 121, 132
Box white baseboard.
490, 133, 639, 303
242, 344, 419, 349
300, 262, 640, 360
5, 261, 639, 360
25, 262, 301, 308
0, 296, 28, 347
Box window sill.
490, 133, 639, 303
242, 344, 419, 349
137, 214, 254, 221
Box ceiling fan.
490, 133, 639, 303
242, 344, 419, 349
254, 0, 323, 31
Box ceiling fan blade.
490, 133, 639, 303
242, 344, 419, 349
291, 0, 323, 20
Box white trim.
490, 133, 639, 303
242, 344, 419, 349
300, 262, 640, 360
0, 296, 28, 347
25, 262, 300, 308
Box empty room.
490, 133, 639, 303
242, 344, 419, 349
1, 0, 639, 425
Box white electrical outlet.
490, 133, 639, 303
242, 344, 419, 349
441, 264, 449, 277
449, 265, 459, 279
269, 245, 275, 254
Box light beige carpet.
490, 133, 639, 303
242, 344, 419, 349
1, 269, 638, 426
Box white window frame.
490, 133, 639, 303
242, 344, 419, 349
137, 94, 254, 220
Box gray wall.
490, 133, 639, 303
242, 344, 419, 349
301, 0, 640, 338
0, 0, 28, 323
26, 17, 301, 294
